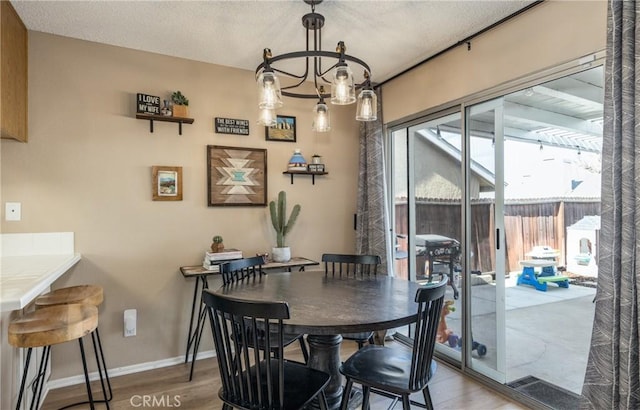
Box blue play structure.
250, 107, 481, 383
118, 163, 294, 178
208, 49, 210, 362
517, 260, 569, 291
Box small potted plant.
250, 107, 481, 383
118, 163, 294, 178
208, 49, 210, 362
269, 191, 300, 262
171, 90, 189, 118
211, 235, 224, 253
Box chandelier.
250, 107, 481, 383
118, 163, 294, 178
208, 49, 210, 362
255, 0, 377, 132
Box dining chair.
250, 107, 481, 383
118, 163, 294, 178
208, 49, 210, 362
220, 256, 266, 286
203, 290, 330, 410
223, 256, 309, 361
321, 253, 381, 348
191, 257, 309, 381
338, 279, 447, 410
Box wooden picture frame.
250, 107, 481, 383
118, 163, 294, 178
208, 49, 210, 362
265, 115, 296, 142
152, 166, 183, 201
207, 145, 267, 206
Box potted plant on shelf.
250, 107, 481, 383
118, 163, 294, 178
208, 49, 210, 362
171, 90, 189, 118
269, 191, 300, 263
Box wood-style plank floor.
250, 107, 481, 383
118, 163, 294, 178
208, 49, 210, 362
42, 340, 529, 409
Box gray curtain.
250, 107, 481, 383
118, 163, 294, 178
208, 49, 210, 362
356, 88, 391, 275
582, 1, 640, 408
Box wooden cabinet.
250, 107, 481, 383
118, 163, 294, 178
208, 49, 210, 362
1, 1, 28, 142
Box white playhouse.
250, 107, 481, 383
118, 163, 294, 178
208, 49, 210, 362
566, 215, 600, 277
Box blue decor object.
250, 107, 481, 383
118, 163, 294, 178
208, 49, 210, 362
288, 149, 307, 171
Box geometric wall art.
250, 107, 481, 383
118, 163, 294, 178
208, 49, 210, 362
207, 145, 267, 206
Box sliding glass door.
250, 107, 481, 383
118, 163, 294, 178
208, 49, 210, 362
500, 69, 602, 397
465, 98, 506, 382
391, 111, 464, 362
388, 62, 603, 404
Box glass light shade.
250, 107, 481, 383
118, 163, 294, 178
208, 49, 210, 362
312, 102, 331, 132
330, 65, 356, 105
257, 107, 277, 127
355, 89, 377, 121
257, 70, 283, 109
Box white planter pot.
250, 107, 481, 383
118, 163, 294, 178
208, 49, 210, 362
272, 247, 291, 263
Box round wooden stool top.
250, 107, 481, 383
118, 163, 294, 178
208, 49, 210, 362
8, 304, 98, 348
35, 285, 103, 308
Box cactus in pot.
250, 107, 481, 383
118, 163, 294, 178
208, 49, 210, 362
269, 191, 300, 262
211, 235, 224, 253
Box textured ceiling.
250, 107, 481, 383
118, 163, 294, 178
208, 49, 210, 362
10, 0, 537, 85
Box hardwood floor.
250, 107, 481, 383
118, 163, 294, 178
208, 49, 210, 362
42, 340, 528, 409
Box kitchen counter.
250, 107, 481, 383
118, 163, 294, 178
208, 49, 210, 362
0, 253, 81, 312
0, 232, 80, 409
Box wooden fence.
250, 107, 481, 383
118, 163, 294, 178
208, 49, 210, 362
395, 199, 600, 274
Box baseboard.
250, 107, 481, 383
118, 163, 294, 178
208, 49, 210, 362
47, 349, 216, 390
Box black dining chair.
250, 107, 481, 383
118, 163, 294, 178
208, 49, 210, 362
338, 279, 447, 410
222, 256, 309, 361
321, 253, 381, 348
220, 256, 265, 286
203, 291, 330, 410
190, 257, 309, 381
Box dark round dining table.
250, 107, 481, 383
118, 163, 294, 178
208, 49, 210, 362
214, 269, 423, 409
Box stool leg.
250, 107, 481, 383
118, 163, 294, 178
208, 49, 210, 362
92, 328, 112, 404
78, 338, 96, 410
30, 345, 50, 410
15, 347, 32, 410
58, 331, 111, 410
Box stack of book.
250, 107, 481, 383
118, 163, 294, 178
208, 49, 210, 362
203, 248, 243, 271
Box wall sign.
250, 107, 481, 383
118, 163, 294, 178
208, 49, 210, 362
215, 117, 250, 135
137, 93, 160, 115
308, 164, 325, 172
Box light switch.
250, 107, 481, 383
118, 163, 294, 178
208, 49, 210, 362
5, 202, 21, 221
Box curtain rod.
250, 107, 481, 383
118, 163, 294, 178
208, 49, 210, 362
375, 0, 545, 88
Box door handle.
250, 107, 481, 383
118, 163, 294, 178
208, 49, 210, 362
496, 228, 500, 250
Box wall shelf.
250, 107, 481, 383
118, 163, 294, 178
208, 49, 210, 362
283, 170, 328, 185
136, 113, 194, 135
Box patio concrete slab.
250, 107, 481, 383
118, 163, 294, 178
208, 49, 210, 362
437, 278, 596, 396
506, 295, 595, 394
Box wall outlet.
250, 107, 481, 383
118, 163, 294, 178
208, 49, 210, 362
5, 202, 21, 221
124, 309, 137, 337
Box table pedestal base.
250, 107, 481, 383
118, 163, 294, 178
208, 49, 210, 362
306, 334, 362, 410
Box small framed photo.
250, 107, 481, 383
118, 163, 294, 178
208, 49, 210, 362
152, 166, 183, 201
265, 115, 296, 142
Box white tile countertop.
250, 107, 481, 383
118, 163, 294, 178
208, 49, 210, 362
0, 233, 81, 312
0, 254, 81, 312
